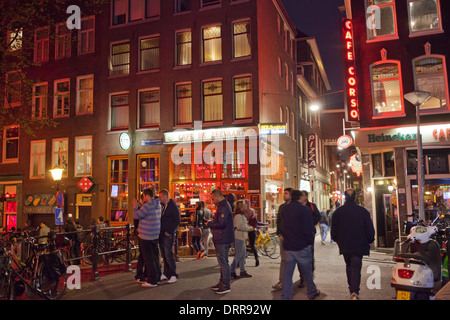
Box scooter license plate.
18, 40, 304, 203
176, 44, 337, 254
396, 290, 411, 300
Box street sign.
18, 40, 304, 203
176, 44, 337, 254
54, 207, 64, 226
141, 139, 163, 146
337, 135, 353, 149
56, 191, 64, 208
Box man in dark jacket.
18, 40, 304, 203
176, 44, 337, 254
331, 189, 375, 300
159, 189, 181, 284
281, 190, 320, 300
206, 189, 235, 295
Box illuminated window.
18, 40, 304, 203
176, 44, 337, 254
365, 0, 397, 41
370, 61, 404, 117
110, 41, 130, 76
140, 36, 160, 71
202, 25, 222, 63
7, 28, 22, 51
176, 31, 192, 66
75, 136, 92, 176
76, 75, 94, 115
413, 55, 448, 113
233, 20, 251, 58
30, 140, 46, 179
108, 156, 128, 223
56, 23, 71, 59
203, 80, 223, 122
54, 79, 70, 118
234, 76, 252, 120
139, 89, 160, 128
176, 83, 192, 125
408, 0, 442, 35
34, 27, 49, 63
32, 83, 48, 119
110, 93, 129, 130
52, 138, 68, 177
137, 155, 160, 195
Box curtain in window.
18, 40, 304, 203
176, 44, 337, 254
233, 21, 251, 58
52, 140, 68, 170
203, 26, 221, 62
409, 0, 439, 33
177, 31, 192, 66
140, 37, 159, 70
234, 76, 252, 119
78, 77, 93, 114
31, 142, 45, 177
139, 90, 160, 127
113, 0, 127, 24
111, 42, 130, 76
203, 81, 223, 122
111, 94, 129, 129
146, 0, 160, 18
130, 0, 144, 21
76, 138, 92, 175
176, 84, 192, 124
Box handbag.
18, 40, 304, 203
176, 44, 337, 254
190, 227, 202, 237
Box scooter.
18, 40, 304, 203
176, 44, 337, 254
391, 225, 442, 300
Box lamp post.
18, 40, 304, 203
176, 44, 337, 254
404, 91, 431, 221
50, 166, 64, 232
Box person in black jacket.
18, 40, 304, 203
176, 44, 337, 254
158, 189, 181, 284
331, 189, 375, 300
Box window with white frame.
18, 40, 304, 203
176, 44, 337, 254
52, 138, 68, 176
201, 0, 220, 8
2, 126, 19, 163
112, 0, 160, 25
233, 20, 251, 59
176, 83, 192, 125
234, 76, 252, 120
176, 30, 192, 66
110, 41, 130, 76
75, 136, 92, 176
370, 61, 404, 117
202, 25, 222, 63
110, 93, 129, 130
34, 27, 49, 63
7, 28, 22, 51
56, 23, 71, 59
78, 16, 95, 55
203, 80, 223, 122
413, 55, 448, 112
366, 0, 397, 40
32, 83, 48, 119
30, 140, 46, 179
54, 79, 70, 118
139, 89, 160, 128
5, 71, 21, 108
408, 0, 442, 35
76, 75, 94, 115
140, 36, 160, 71
175, 0, 191, 12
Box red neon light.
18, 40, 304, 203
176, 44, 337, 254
350, 110, 359, 119
342, 18, 359, 122
348, 77, 356, 86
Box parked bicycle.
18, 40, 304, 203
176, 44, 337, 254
254, 225, 280, 259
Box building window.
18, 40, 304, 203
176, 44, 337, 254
56, 23, 71, 59
30, 140, 46, 179
113, 0, 128, 25
78, 16, 95, 55
140, 36, 160, 71
413, 55, 448, 113
2, 126, 19, 163
408, 0, 442, 35
108, 156, 128, 223
234, 76, 252, 120
176, 30, 192, 66
145, 0, 160, 18
75, 136, 92, 176
139, 89, 160, 128
175, 0, 191, 12
5, 72, 21, 108
278, 57, 282, 77
290, 112, 295, 138
137, 154, 160, 195
203, 80, 223, 122
52, 138, 68, 176
113, 0, 160, 25
54, 79, 70, 118
7, 28, 22, 51
202, 25, 222, 63
428, 152, 449, 174
32, 83, 48, 119
34, 27, 49, 63
176, 83, 192, 125
110, 41, 130, 76
366, 0, 397, 41
76, 75, 94, 115
233, 20, 251, 59
201, 0, 220, 8
370, 61, 404, 117
285, 64, 289, 91
110, 93, 129, 131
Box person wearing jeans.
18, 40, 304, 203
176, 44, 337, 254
343, 254, 363, 295
230, 200, 253, 279
282, 247, 317, 300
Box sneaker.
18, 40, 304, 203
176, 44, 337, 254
216, 286, 231, 295
211, 282, 222, 291
160, 275, 168, 281
272, 282, 282, 290
309, 290, 321, 300
321, 241, 326, 245
141, 282, 158, 288
196, 252, 201, 260
168, 276, 178, 284
239, 271, 252, 278
202, 255, 208, 260
351, 293, 360, 300
199, 251, 206, 259
231, 272, 239, 280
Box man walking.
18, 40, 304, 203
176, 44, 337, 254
281, 190, 320, 300
272, 187, 292, 290
159, 189, 181, 284
319, 209, 330, 245
331, 189, 375, 300
133, 188, 162, 288
206, 189, 235, 295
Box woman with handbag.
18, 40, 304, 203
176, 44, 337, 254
230, 200, 253, 279
191, 202, 205, 260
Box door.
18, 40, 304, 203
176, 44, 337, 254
383, 194, 395, 248
76, 194, 92, 229
3, 185, 17, 231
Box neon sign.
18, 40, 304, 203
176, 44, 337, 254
350, 154, 362, 177
342, 19, 359, 122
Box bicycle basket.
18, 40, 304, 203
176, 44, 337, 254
42, 253, 67, 281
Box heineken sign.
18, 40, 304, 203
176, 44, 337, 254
368, 132, 417, 143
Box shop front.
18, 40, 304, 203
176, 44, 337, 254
355, 122, 450, 247
0, 176, 22, 232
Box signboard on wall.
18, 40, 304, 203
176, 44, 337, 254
307, 134, 317, 169
24, 194, 57, 214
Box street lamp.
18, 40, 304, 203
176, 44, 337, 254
50, 166, 64, 190
404, 90, 431, 221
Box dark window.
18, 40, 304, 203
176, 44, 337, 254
372, 153, 383, 177
428, 152, 449, 174
175, 0, 191, 12
384, 151, 395, 177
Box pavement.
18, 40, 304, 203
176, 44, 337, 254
62, 234, 397, 301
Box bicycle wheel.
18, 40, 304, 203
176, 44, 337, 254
82, 244, 94, 265
263, 237, 280, 259
37, 261, 66, 300
113, 241, 131, 263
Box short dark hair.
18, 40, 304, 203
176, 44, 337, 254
291, 190, 302, 201
344, 189, 356, 202
98, 216, 104, 222
301, 190, 309, 197
143, 188, 154, 198
284, 188, 293, 194
211, 189, 223, 197
159, 189, 169, 197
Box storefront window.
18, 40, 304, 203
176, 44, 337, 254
173, 151, 192, 180
428, 153, 449, 174
372, 153, 383, 177
384, 151, 395, 177
222, 150, 246, 179
108, 156, 128, 223
137, 155, 160, 195
194, 151, 217, 179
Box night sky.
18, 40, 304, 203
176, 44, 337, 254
282, 0, 346, 109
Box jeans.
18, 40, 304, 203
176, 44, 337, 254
192, 236, 203, 253
320, 224, 328, 242
160, 234, 178, 278
135, 243, 146, 281
214, 243, 231, 288
201, 229, 211, 256
282, 246, 318, 300
343, 254, 363, 295
231, 239, 246, 274
140, 238, 161, 285
248, 231, 258, 260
